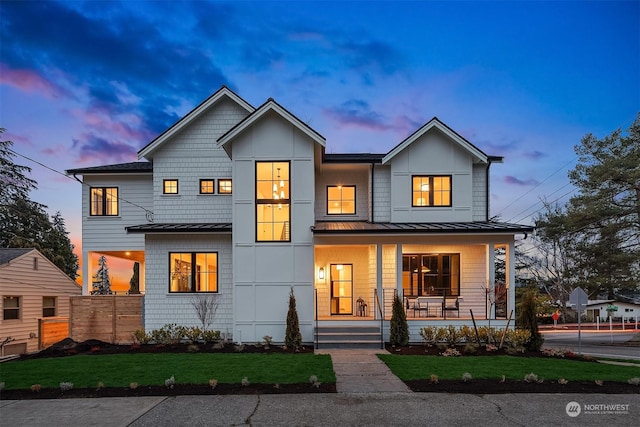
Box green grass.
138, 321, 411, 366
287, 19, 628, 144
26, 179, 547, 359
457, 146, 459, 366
378, 354, 640, 382
0, 353, 335, 390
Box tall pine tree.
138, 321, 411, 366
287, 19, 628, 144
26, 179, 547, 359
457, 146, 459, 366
92, 255, 112, 295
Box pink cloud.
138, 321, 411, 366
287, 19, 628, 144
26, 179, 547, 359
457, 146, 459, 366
0, 64, 68, 98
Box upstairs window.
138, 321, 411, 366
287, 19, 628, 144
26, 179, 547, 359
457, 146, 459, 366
90, 187, 119, 216
169, 252, 218, 292
43, 296, 56, 317
256, 161, 290, 242
218, 179, 232, 194
412, 176, 451, 207
163, 179, 179, 194
200, 179, 215, 194
327, 185, 356, 215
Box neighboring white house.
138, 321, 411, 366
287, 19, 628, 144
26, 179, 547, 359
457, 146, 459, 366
67, 86, 533, 346
583, 300, 640, 322
0, 248, 82, 355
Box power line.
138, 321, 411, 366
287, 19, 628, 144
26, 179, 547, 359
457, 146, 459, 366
8, 148, 154, 219
506, 183, 576, 224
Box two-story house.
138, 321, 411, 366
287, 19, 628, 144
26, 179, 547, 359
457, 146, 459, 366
67, 86, 533, 346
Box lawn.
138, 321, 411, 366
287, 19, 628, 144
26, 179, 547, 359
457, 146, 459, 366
378, 354, 640, 382
0, 353, 335, 390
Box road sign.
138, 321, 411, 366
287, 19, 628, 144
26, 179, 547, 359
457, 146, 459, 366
606, 305, 618, 312
569, 287, 588, 307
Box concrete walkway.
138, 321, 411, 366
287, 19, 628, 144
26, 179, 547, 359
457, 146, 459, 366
316, 348, 411, 393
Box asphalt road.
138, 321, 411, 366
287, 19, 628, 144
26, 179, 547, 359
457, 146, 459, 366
541, 329, 640, 360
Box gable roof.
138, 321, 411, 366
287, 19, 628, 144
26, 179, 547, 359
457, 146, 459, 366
217, 98, 326, 158
138, 86, 255, 159
382, 117, 491, 165
0, 248, 34, 266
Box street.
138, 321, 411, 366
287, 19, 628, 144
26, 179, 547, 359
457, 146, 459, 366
541, 328, 640, 360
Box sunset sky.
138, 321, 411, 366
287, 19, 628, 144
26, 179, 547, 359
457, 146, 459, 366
1, 1, 638, 289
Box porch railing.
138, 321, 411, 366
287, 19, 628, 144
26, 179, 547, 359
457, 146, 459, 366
374, 289, 384, 349
314, 288, 318, 349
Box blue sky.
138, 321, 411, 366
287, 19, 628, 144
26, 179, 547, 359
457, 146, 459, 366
1, 0, 638, 283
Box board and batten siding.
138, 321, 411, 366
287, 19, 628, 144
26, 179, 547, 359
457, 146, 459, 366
0, 250, 81, 355
388, 128, 475, 223
231, 112, 316, 343
150, 98, 249, 223
143, 234, 233, 335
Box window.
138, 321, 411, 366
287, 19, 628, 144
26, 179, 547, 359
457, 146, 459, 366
163, 179, 179, 194
33, 257, 38, 270
3, 296, 20, 320
169, 252, 218, 292
327, 185, 356, 215
402, 254, 460, 297
256, 161, 290, 241
218, 179, 232, 194
200, 179, 215, 194
43, 297, 56, 317
90, 187, 119, 216
412, 176, 451, 206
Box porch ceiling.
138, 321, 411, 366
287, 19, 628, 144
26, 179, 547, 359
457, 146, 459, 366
312, 221, 534, 235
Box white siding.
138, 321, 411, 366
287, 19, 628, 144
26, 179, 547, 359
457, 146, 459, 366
0, 250, 81, 354
372, 165, 391, 222
231, 112, 316, 343
151, 98, 250, 223
143, 234, 233, 335
472, 163, 488, 221
314, 164, 369, 221
388, 127, 475, 222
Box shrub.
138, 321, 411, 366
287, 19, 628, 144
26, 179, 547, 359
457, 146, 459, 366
184, 327, 202, 344
165, 375, 175, 389
462, 372, 472, 382
505, 329, 531, 351
627, 377, 640, 386
30, 384, 42, 392
443, 325, 462, 346
524, 373, 539, 383
262, 335, 273, 348
132, 329, 151, 345
389, 294, 409, 346
97, 381, 104, 390
309, 375, 321, 388
458, 325, 476, 344
430, 374, 439, 384
202, 330, 221, 344
129, 382, 138, 390
187, 344, 199, 353
419, 327, 437, 346
441, 347, 461, 357
209, 379, 218, 389
241, 377, 250, 386
463, 343, 478, 354
285, 287, 302, 350
516, 289, 544, 351
59, 382, 74, 392
558, 378, 568, 385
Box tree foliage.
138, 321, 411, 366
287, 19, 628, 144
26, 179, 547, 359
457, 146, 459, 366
389, 294, 409, 346
515, 288, 544, 351
0, 129, 78, 279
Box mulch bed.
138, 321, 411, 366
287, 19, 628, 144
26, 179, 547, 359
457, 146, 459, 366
2, 339, 638, 398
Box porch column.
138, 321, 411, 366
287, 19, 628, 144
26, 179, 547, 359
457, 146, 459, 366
396, 244, 403, 295
487, 243, 496, 319
376, 244, 383, 310
83, 251, 93, 295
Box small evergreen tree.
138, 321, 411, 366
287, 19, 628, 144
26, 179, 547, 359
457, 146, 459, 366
91, 255, 112, 295
129, 262, 140, 294
516, 288, 544, 351
389, 294, 409, 346
284, 287, 302, 350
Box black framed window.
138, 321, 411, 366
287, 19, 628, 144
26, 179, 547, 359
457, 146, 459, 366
169, 252, 218, 293
327, 185, 356, 215
163, 179, 179, 194
412, 175, 451, 207
200, 179, 215, 194
256, 161, 290, 242
402, 254, 460, 297
218, 179, 232, 194
90, 187, 119, 216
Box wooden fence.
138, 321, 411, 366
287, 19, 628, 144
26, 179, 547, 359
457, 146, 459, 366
39, 317, 70, 349
69, 295, 143, 344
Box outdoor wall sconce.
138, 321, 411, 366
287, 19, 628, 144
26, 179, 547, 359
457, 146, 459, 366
318, 267, 325, 280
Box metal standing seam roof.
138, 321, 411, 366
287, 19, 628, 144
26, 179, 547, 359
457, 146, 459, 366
125, 223, 232, 233
312, 221, 534, 234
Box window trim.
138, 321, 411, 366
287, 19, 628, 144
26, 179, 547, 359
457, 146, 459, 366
89, 186, 119, 216
255, 161, 291, 242
326, 185, 356, 215
402, 253, 460, 297
163, 179, 179, 195
411, 175, 452, 207
199, 179, 215, 194
218, 179, 232, 195
168, 252, 219, 293
3, 296, 21, 320
42, 296, 57, 317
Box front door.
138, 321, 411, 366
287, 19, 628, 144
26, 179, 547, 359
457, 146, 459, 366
330, 264, 353, 315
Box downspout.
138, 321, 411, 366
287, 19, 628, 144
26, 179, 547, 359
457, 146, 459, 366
485, 159, 492, 221
370, 161, 375, 222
